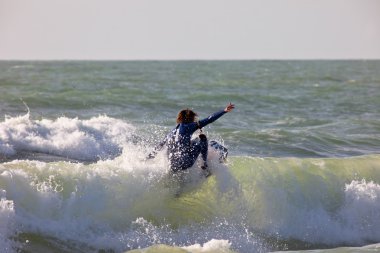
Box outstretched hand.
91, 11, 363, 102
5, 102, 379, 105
224, 102, 235, 112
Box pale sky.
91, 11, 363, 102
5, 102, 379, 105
0, 0, 379, 60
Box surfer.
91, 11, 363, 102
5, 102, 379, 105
147, 103, 235, 176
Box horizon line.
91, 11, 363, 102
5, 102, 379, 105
1, 58, 379, 62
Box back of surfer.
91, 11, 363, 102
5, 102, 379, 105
148, 103, 235, 175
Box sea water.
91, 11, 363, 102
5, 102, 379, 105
0, 60, 380, 252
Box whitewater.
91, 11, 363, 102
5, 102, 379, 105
1, 60, 380, 252
1, 112, 380, 252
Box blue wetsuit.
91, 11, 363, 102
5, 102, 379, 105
150, 110, 226, 171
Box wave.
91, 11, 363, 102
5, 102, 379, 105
0, 113, 135, 162
127, 242, 380, 253
1, 114, 380, 252
229, 156, 380, 246
1, 152, 380, 252
127, 239, 235, 253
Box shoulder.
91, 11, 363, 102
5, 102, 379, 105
179, 122, 197, 129
179, 122, 197, 132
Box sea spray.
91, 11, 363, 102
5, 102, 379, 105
0, 188, 18, 253
127, 239, 235, 253
339, 179, 380, 243
228, 156, 380, 246
0, 113, 135, 161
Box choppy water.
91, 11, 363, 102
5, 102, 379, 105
0, 60, 380, 253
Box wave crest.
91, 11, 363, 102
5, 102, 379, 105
0, 114, 135, 161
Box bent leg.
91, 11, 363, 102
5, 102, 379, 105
169, 149, 200, 171
198, 134, 211, 177
182, 135, 208, 169
169, 136, 209, 171
198, 134, 208, 164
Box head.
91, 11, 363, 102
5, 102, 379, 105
176, 108, 197, 124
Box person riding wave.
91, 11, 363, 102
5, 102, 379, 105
147, 103, 235, 176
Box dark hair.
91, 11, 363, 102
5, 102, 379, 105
176, 109, 197, 124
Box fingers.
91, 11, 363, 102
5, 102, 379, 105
225, 102, 235, 112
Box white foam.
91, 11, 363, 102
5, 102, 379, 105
339, 179, 380, 241
0, 153, 265, 253
0, 190, 17, 253
253, 176, 380, 246
183, 239, 232, 252
0, 152, 174, 252
0, 113, 135, 161
2, 114, 380, 252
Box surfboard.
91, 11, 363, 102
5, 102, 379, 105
209, 140, 228, 163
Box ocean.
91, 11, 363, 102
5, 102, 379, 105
0, 60, 380, 253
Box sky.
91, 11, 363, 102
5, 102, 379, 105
0, 0, 379, 60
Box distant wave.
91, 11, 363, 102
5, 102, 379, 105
0, 113, 135, 162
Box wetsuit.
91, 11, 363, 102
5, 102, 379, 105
149, 110, 226, 171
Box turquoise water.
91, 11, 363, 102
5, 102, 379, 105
0, 61, 380, 253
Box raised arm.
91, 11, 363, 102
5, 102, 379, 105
198, 103, 235, 129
